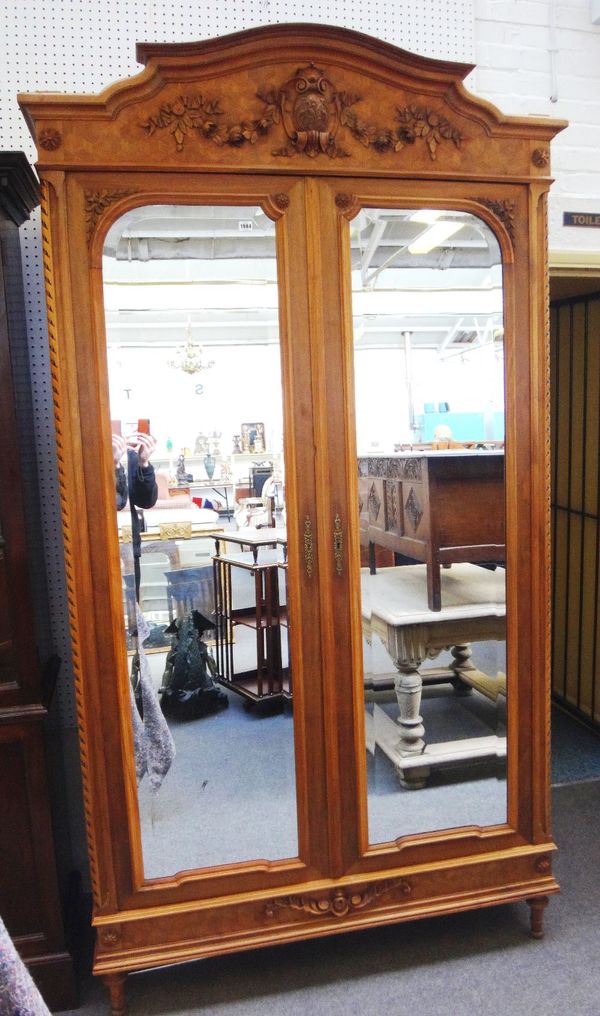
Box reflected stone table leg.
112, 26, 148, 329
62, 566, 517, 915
393, 664, 429, 790
450, 642, 475, 695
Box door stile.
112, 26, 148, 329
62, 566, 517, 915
273, 178, 333, 879
303, 179, 368, 876
295, 177, 351, 879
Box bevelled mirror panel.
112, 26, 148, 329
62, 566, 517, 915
103, 203, 296, 878
349, 207, 507, 843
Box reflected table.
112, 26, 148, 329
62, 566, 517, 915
361, 563, 506, 789
358, 451, 505, 611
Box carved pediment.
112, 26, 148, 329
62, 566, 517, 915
19, 23, 565, 177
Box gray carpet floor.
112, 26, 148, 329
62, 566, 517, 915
62, 778, 600, 1016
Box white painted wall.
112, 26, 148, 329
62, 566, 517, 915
468, 0, 600, 258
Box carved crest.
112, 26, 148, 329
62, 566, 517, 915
275, 64, 348, 158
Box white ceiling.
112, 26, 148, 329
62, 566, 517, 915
103, 204, 504, 353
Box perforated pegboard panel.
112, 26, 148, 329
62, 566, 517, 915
0, 1, 475, 731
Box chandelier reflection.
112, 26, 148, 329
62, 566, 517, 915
168, 323, 215, 375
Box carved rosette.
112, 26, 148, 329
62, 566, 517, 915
99, 925, 122, 947
85, 189, 137, 245
535, 855, 552, 874
532, 147, 549, 168
265, 879, 410, 919
477, 197, 516, 243
141, 67, 463, 163
335, 191, 355, 211
39, 127, 62, 151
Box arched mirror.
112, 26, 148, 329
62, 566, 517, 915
104, 203, 297, 877
348, 206, 506, 840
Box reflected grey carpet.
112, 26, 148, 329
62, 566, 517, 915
63, 780, 600, 1015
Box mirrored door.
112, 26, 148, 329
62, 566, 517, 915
346, 204, 508, 845
103, 203, 298, 878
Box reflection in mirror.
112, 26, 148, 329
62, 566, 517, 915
104, 204, 296, 877
350, 208, 507, 843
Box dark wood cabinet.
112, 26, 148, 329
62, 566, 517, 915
0, 152, 76, 1010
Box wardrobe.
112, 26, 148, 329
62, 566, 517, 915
19, 24, 565, 1014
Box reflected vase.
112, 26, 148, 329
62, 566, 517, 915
204, 453, 216, 480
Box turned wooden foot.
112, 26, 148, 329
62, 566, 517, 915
526, 895, 549, 939
103, 972, 128, 1016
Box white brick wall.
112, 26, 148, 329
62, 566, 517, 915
470, 0, 600, 257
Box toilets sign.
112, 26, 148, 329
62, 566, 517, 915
563, 212, 600, 228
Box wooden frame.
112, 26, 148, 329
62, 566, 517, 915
18, 23, 565, 1014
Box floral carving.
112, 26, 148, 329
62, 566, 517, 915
140, 67, 463, 163
142, 94, 233, 152
402, 458, 422, 481
477, 197, 516, 243
265, 879, 408, 919
85, 189, 136, 245
273, 193, 290, 210
39, 127, 62, 151
535, 855, 552, 874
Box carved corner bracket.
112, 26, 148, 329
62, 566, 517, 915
141, 65, 463, 163
84, 189, 138, 246
477, 197, 516, 244
265, 878, 411, 920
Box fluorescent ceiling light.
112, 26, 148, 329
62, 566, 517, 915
409, 209, 443, 224
408, 220, 464, 254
